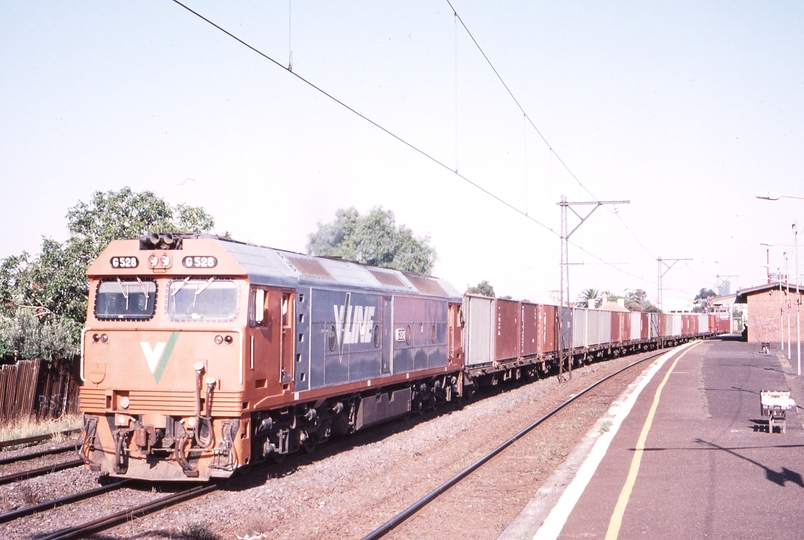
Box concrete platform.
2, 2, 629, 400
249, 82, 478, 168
500, 337, 804, 539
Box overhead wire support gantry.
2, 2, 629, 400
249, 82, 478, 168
558, 196, 630, 381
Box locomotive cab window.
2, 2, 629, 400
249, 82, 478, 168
250, 289, 266, 326
168, 278, 238, 321
95, 278, 157, 320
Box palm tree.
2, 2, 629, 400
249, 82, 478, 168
576, 288, 601, 308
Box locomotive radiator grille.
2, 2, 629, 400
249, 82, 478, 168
79, 388, 244, 415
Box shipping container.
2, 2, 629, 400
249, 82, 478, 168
537, 304, 558, 355
463, 295, 495, 367
495, 299, 521, 362
573, 308, 588, 348
630, 311, 642, 341
521, 302, 539, 357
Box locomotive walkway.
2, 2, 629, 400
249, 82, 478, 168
500, 337, 804, 539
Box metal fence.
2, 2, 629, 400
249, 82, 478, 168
0, 358, 80, 422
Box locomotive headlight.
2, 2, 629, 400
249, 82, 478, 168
148, 255, 159, 268
119, 396, 130, 409
115, 414, 130, 427
186, 416, 197, 429
160, 255, 171, 267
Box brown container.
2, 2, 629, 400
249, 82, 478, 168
521, 302, 539, 357
495, 299, 521, 362
622, 312, 632, 342
611, 312, 622, 344
537, 304, 558, 355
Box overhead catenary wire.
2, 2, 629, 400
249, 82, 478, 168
446, 0, 658, 263
171, 0, 657, 289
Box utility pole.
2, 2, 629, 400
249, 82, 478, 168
558, 196, 629, 381
657, 257, 691, 349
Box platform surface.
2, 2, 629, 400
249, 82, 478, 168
501, 337, 804, 539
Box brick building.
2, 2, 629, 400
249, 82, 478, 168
735, 282, 800, 346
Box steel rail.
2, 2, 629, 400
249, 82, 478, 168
361, 349, 668, 540
0, 442, 76, 466
0, 479, 131, 524
0, 458, 84, 487
39, 484, 218, 540
0, 429, 81, 450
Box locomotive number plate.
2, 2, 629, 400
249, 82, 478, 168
183, 256, 218, 269
110, 256, 139, 269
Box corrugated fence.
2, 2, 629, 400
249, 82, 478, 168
0, 358, 80, 422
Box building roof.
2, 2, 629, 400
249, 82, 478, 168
735, 282, 800, 304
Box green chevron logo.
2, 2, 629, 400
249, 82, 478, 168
140, 332, 180, 384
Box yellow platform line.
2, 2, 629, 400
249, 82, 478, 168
605, 341, 701, 540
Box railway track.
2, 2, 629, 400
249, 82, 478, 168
361, 350, 666, 539
0, 479, 130, 524
0, 457, 84, 487
0, 429, 81, 451
0, 442, 77, 467
36, 484, 217, 540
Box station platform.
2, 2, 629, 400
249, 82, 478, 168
500, 337, 804, 539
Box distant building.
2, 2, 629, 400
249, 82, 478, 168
662, 297, 695, 314
735, 282, 799, 346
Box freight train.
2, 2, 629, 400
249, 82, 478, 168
77, 233, 728, 481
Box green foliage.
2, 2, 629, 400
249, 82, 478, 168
307, 207, 437, 274
468, 280, 496, 297
623, 289, 658, 312
694, 288, 717, 301
4, 309, 80, 362
576, 288, 601, 308
693, 287, 717, 313
0, 187, 217, 362
66, 187, 215, 264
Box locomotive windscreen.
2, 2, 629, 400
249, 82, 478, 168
167, 278, 239, 321
95, 278, 156, 320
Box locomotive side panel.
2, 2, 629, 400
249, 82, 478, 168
391, 296, 448, 373
294, 286, 312, 391
310, 289, 384, 388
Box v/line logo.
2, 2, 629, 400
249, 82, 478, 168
140, 332, 180, 383
333, 302, 376, 348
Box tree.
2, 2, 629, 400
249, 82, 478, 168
307, 207, 436, 274
694, 287, 717, 313
576, 288, 601, 308
66, 187, 215, 266
4, 308, 79, 363
0, 187, 217, 362
468, 280, 496, 297
623, 289, 658, 312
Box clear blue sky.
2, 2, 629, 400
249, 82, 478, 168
2, 1, 803, 305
